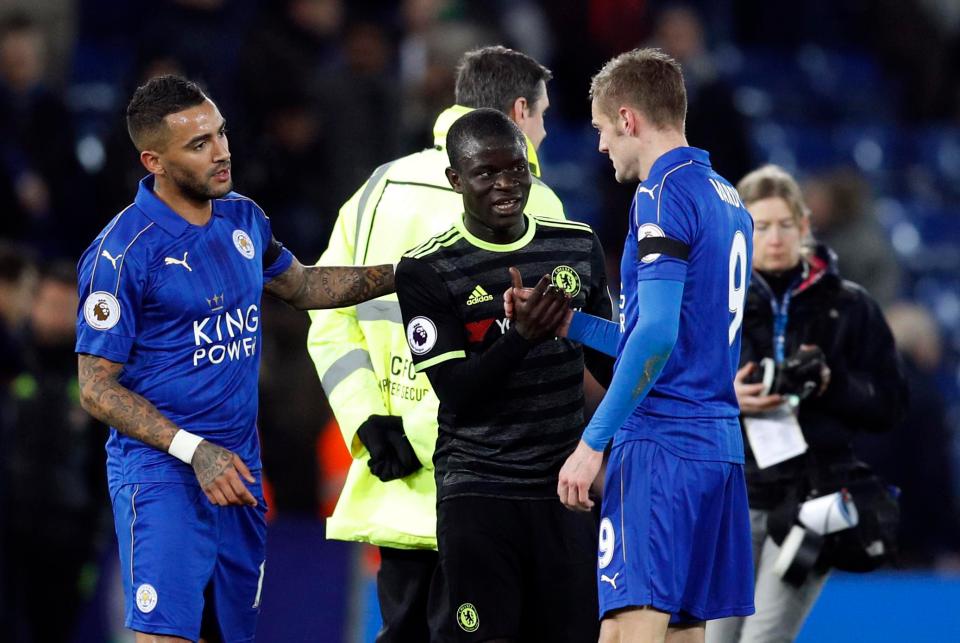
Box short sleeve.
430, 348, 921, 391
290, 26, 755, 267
252, 202, 294, 282
632, 183, 696, 283
75, 240, 147, 364
395, 257, 467, 371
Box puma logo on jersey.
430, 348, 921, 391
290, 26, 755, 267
101, 250, 122, 270
466, 285, 493, 305
600, 573, 620, 590
164, 252, 192, 272
637, 184, 659, 199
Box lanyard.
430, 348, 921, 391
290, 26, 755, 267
769, 275, 802, 364
759, 259, 811, 364
770, 290, 792, 364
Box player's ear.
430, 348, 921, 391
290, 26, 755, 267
619, 106, 638, 136
509, 96, 528, 126
140, 149, 164, 176
445, 167, 463, 193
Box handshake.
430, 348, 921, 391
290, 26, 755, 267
358, 267, 575, 483
503, 266, 574, 341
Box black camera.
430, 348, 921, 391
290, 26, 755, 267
746, 346, 826, 400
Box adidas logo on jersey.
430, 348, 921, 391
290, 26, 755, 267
466, 285, 493, 306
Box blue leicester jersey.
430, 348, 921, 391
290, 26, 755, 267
617, 147, 753, 462
76, 176, 293, 491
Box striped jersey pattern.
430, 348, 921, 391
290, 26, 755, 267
397, 215, 612, 500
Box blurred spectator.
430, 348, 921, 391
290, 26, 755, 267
397, 0, 496, 148
238, 0, 344, 133
316, 19, 402, 217
0, 244, 36, 630
0, 12, 90, 258
587, 0, 651, 60
397, 0, 450, 93
487, 0, 553, 65
239, 87, 334, 261
804, 167, 902, 307
650, 4, 753, 181
864, 0, 953, 122
856, 303, 960, 568
0, 244, 36, 386
139, 0, 259, 123
1, 0, 74, 85
539, 0, 607, 122
1, 261, 107, 643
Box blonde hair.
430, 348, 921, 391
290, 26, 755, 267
737, 164, 810, 223
589, 48, 687, 130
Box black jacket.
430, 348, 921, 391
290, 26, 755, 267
739, 245, 908, 509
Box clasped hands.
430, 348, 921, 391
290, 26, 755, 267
504, 267, 601, 512
503, 266, 573, 340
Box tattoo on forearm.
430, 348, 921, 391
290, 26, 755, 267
313, 265, 393, 307
191, 441, 233, 487
271, 263, 394, 309
632, 353, 669, 399
78, 354, 239, 489
77, 354, 179, 452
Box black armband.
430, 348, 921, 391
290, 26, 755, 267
637, 236, 690, 261
263, 235, 284, 269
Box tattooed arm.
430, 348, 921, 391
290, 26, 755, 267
77, 354, 257, 507
264, 258, 394, 310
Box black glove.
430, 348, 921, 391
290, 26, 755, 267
744, 347, 827, 401
356, 415, 422, 482
776, 345, 827, 400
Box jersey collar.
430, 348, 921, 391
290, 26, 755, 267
433, 105, 542, 178
135, 175, 223, 237
455, 212, 538, 252
645, 146, 711, 184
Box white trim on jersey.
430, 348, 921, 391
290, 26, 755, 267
637, 159, 695, 228
130, 484, 140, 585
113, 223, 155, 296
90, 204, 135, 295
218, 195, 272, 220
620, 448, 628, 565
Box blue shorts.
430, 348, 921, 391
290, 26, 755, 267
597, 439, 754, 623
112, 481, 267, 641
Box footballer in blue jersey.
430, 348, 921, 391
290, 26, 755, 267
553, 50, 755, 642
75, 76, 395, 642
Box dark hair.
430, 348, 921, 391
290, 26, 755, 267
126, 75, 208, 151
0, 11, 37, 40
590, 48, 687, 130
446, 108, 526, 170
455, 46, 552, 114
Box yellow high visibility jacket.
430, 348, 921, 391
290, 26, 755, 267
306, 105, 566, 549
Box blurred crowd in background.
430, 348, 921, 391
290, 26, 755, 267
1, 0, 959, 640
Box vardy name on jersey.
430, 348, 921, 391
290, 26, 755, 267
617, 147, 753, 463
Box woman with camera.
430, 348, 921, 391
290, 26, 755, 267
707, 165, 907, 643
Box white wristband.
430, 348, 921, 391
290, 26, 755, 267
168, 430, 204, 465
